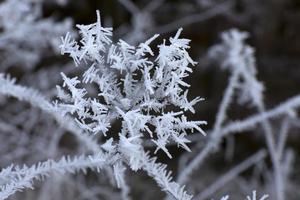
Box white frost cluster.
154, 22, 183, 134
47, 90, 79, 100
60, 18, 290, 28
57, 11, 206, 161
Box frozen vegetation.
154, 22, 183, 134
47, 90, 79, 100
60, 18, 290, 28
0, 0, 299, 200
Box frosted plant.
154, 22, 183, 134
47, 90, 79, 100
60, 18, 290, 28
57, 10, 206, 199
0, 10, 206, 200
0, 3, 298, 199
58, 10, 206, 159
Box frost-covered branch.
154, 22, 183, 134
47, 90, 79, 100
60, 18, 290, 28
0, 153, 119, 200
140, 152, 193, 200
